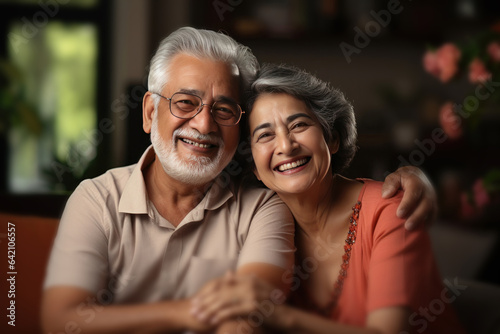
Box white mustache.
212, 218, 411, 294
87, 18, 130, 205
173, 128, 223, 147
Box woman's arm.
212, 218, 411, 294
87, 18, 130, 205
272, 304, 411, 334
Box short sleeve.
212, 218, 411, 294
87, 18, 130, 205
366, 195, 438, 313
44, 180, 110, 293
237, 192, 295, 271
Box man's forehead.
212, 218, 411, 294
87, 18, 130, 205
164, 55, 241, 100
175, 88, 240, 104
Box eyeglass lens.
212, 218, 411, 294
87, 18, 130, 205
170, 93, 240, 125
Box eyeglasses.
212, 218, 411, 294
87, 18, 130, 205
153, 92, 244, 126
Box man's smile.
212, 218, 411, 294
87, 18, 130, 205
179, 138, 216, 149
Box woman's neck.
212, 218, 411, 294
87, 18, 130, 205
279, 175, 363, 239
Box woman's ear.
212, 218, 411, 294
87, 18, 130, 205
253, 167, 261, 181
328, 130, 340, 155
143, 91, 155, 134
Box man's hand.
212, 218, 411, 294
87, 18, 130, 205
382, 166, 437, 230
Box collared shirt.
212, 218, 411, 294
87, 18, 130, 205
44, 146, 295, 303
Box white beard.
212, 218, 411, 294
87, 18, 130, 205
150, 111, 227, 186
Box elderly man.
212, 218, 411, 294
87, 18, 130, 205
41, 27, 436, 333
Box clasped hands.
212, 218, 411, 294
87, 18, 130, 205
190, 271, 287, 329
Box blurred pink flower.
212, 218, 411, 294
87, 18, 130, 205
487, 41, 500, 62
473, 178, 491, 210
460, 192, 476, 219
439, 102, 463, 140
423, 43, 461, 83
469, 58, 492, 84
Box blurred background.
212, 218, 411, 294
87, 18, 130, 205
0, 0, 500, 285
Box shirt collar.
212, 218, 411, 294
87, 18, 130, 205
118, 145, 155, 214
203, 175, 235, 211
118, 145, 235, 216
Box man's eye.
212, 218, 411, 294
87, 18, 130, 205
178, 100, 196, 105
215, 107, 236, 116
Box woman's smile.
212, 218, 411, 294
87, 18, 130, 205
274, 157, 311, 173
249, 93, 335, 196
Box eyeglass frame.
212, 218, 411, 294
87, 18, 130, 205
152, 91, 245, 126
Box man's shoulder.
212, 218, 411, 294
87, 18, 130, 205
75, 163, 137, 200
61, 163, 141, 232
93, 164, 136, 184
232, 182, 280, 205
228, 182, 291, 225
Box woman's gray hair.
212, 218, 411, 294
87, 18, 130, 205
148, 27, 259, 106
246, 63, 358, 174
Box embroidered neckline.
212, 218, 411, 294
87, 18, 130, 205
303, 201, 362, 316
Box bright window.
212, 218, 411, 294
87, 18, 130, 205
7, 21, 97, 192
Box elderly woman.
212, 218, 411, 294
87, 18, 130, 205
190, 64, 464, 333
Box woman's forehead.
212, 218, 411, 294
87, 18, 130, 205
250, 93, 314, 123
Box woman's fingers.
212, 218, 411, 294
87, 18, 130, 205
191, 290, 238, 322
193, 271, 235, 301
192, 288, 252, 323
191, 275, 267, 324
196, 277, 221, 297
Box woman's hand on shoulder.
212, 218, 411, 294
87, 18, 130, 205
381, 166, 437, 230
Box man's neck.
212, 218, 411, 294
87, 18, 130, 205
144, 157, 212, 227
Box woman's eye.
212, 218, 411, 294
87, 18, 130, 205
258, 133, 269, 139
291, 122, 308, 130
256, 132, 273, 142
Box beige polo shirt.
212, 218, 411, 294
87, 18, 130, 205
44, 146, 295, 303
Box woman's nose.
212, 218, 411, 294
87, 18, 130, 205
276, 132, 298, 155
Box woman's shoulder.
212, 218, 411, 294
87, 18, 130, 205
356, 178, 405, 233
357, 178, 403, 209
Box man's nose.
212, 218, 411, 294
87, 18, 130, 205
188, 104, 218, 134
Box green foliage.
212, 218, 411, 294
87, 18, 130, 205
0, 58, 42, 136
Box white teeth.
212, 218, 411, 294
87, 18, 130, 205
182, 138, 211, 148
278, 158, 308, 172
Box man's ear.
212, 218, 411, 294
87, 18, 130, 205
328, 130, 340, 155
143, 91, 155, 134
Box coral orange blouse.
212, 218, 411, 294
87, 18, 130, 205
296, 179, 465, 333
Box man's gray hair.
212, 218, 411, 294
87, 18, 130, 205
246, 63, 358, 174
148, 27, 259, 102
